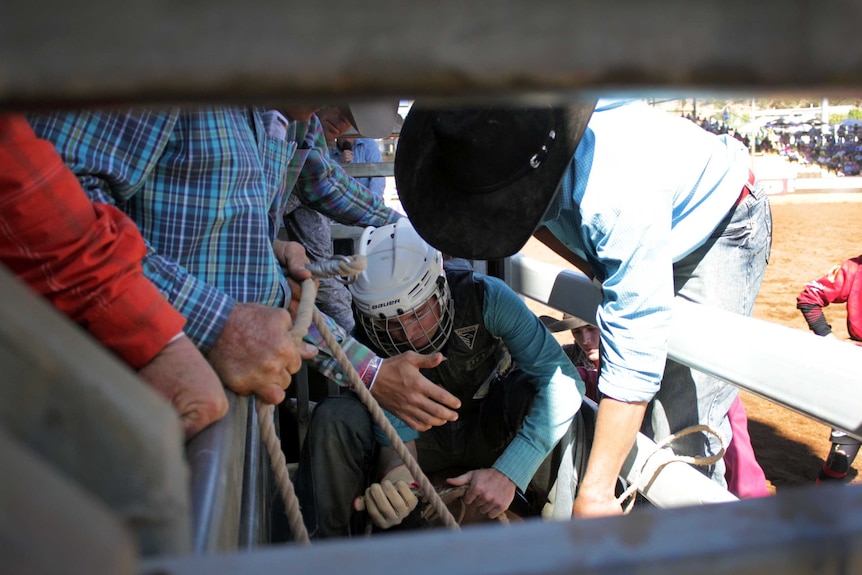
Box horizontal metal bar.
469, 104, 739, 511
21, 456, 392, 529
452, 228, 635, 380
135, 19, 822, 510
140, 484, 862, 575
622, 417, 738, 507
339, 162, 393, 178
507, 255, 862, 441
670, 299, 862, 440
507, 255, 603, 325
4, 0, 862, 108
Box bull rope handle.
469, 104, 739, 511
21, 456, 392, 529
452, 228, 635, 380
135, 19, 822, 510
257, 255, 459, 546
615, 424, 727, 513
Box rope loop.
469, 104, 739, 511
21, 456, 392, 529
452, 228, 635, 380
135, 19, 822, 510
306, 254, 367, 285
615, 424, 727, 513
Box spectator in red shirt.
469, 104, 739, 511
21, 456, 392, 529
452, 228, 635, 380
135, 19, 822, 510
0, 114, 228, 438
798, 254, 862, 483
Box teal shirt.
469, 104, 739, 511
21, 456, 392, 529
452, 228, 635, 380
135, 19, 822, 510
383, 273, 584, 491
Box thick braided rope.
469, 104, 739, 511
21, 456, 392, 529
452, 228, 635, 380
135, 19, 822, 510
311, 307, 459, 530
615, 424, 727, 513
306, 255, 366, 283
258, 254, 458, 544
254, 275, 318, 546
256, 401, 310, 544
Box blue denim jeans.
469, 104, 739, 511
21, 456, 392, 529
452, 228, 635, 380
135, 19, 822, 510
642, 182, 772, 487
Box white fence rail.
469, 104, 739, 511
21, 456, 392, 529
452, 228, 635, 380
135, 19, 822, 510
507, 254, 862, 441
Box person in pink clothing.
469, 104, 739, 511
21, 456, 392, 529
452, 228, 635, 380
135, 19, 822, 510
543, 312, 769, 499
723, 398, 770, 498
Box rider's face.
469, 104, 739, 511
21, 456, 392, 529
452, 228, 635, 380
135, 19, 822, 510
386, 296, 441, 350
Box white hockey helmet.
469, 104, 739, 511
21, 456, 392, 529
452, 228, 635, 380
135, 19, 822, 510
350, 219, 453, 356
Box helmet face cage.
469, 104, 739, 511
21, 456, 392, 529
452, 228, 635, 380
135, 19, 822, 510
359, 276, 454, 356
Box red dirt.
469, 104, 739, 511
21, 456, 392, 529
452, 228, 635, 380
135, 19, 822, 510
521, 195, 862, 493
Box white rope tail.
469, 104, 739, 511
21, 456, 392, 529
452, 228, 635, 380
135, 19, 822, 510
615, 424, 727, 514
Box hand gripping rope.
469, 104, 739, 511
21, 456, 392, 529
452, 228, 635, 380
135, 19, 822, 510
256, 254, 459, 545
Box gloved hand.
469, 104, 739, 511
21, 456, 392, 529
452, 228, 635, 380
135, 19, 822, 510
355, 464, 419, 529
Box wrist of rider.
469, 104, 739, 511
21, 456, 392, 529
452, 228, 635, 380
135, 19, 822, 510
360, 355, 383, 391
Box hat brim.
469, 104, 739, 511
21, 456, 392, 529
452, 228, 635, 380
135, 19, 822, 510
340, 101, 400, 139
539, 314, 591, 332
395, 102, 595, 260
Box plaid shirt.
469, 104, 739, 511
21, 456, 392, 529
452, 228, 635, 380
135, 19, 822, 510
28, 106, 399, 379
0, 114, 184, 369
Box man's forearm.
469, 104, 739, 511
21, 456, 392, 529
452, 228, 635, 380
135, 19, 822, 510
576, 397, 648, 505
142, 252, 235, 353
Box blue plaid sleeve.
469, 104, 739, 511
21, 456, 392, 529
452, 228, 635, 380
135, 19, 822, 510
294, 117, 400, 226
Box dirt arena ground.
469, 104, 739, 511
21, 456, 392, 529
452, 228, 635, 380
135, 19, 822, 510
520, 192, 862, 494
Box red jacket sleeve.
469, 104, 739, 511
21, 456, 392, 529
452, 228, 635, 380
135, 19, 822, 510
797, 256, 862, 340
0, 114, 185, 369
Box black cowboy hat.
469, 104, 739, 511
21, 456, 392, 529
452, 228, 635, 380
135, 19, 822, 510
395, 102, 595, 259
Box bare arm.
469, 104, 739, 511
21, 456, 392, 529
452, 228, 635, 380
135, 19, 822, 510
139, 335, 228, 438
572, 397, 648, 518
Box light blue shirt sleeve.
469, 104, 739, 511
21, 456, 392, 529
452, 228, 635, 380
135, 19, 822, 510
481, 275, 584, 491
374, 409, 421, 446
541, 99, 751, 403
352, 138, 386, 197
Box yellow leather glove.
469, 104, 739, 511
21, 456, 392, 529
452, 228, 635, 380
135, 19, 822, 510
358, 465, 419, 529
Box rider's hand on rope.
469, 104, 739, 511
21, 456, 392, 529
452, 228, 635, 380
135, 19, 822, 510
446, 468, 516, 520
207, 302, 317, 404
355, 465, 419, 529
139, 334, 228, 438
372, 352, 461, 431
